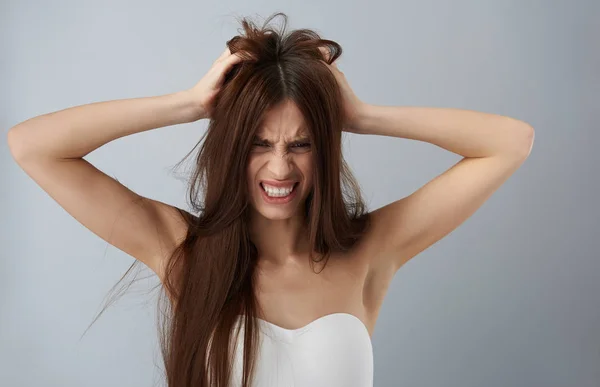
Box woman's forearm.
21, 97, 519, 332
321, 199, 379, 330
8, 90, 200, 161
351, 104, 534, 158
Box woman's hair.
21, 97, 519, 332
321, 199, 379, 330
82, 12, 370, 387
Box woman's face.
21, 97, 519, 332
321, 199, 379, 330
246, 99, 314, 220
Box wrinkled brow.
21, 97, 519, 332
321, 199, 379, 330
252, 134, 311, 144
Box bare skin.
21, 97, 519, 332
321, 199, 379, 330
251, 249, 377, 337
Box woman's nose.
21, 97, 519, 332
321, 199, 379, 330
267, 152, 294, 175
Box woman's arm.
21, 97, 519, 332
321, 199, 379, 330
350, 104, 534, 158
6, 90, 200, 279
351, 104, 534, 276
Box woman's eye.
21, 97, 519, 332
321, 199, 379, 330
251, 142, 310, 149
292, 143, 311, 148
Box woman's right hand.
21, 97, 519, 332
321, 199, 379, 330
186, 47, 249, 121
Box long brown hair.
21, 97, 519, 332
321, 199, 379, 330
83, 12, 370, 387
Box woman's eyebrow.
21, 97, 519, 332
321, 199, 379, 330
253, 135, 310, 144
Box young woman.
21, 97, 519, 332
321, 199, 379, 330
7, 12, 533, 387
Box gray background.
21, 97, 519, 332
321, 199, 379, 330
2, 1, 598, 386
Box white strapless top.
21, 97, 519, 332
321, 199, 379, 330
228, 313, 373, 387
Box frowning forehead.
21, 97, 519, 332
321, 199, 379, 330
256, 99, 310, 142
255, 124, 310, 143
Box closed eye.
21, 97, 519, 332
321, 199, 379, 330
252, 142, 311, 148
292, 143, 311, 148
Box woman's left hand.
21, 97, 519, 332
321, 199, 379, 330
319, 47, 367, 133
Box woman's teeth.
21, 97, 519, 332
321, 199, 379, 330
261, 183, 296, 197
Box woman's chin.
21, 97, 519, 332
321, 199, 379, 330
255, 205, 301, 220
251, 198, 306, 220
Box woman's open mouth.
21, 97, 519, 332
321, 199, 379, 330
259, 182, 299, 204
